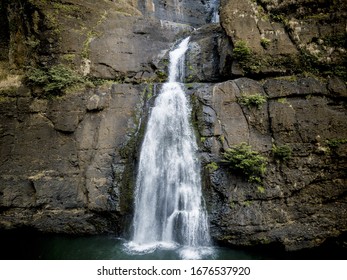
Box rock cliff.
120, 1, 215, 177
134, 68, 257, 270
0, 0, 346, 252
193, 76, 346, 250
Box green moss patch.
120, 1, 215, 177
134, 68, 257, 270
222, 143, 267, 183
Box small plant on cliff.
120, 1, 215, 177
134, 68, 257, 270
324, 138, 347, 154
206, 162, 218, 172
233, 40, 269, 74
222, 143, 267, 183
25, 64, 84, 96
233, 40, 252, 63
326, 138, 347, 148
272, 144, 292, 162
239, 93, 267, 109
260, 38, 271, 49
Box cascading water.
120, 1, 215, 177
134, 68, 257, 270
210, 0, 220, 23
126, 37, 213, 259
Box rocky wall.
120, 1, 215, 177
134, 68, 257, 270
0, 83, 151, 234
192, 77, 347, 250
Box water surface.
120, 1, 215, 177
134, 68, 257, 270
0, 232, 345, 260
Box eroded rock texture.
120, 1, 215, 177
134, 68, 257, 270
0, 84, 149, 234
192, 77, 347, 250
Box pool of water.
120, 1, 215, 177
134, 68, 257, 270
0, 232, 345, 260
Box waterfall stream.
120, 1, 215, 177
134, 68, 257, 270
126, 38, 213, 259
211, 0, 220, 23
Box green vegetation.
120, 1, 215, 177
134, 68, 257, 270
295, 48, 347, 80
222, 143, 267, 183
304, 13, 330, 21
277, 98, 288, 104
185, 63, 198, 83
326, 139, 347, 148
274, 76, 298, 82
62, 54, 76, 63
272, 144, 292, 162
52, 2, 81, 14
233, 40, 252, 63
257, 186, 265, 193
299, 50, 321, 75
206, 162, 218, 172
268, 10, 346, 80
260, 38, 271, 49
232, 40, 270, 74
0, 61, 10, 81
25, 64, 85, 96
322, 138, 347, 155
218, 135, 225, 143
155, 70, 167, 82
242, 200, 253, 207
239, 93, 267, 109
269, 13, 289, 25
81, 31, 98, 59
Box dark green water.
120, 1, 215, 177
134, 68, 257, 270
0, 231, 346, 260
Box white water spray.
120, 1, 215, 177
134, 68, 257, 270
127, 38, 212, 259
210, 0, 220, 23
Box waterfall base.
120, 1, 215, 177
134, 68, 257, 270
125, 240, 214, 260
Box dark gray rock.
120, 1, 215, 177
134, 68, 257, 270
194, 77, 347, 251
137, 0, 210, 27
185, 24, 232, 82
0, 84, 148, 234
89, 16, 193, 81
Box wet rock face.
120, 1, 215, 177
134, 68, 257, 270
137, 0, 210, 27
193, 77, 347, 251
89, 16, 193, 81
185, 24, 233, 83
0, 84, 147, 234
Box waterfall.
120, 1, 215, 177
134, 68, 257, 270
210, 0, 220, 23
127, 38, 212, 259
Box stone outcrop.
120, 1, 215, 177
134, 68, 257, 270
0, 0, 346, 253
220, 0, 346, 78
185, 24, 232, 83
